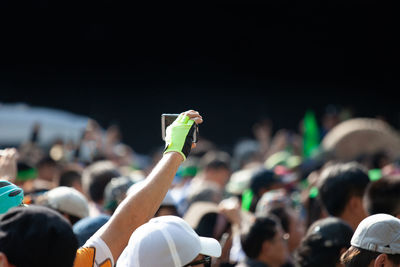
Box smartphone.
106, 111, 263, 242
161, 114, 198, 143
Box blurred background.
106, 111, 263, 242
1, 5, 398, 155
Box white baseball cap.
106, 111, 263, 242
44, 186, 89, 219
351, 213, 400, 254
117, 215, 222, 267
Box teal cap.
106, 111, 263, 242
0, 180, 24, 214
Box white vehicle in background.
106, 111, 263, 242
0, 102, 89, 148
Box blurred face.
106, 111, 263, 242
287, 209, 305, 253
264, 227, 289, 267
204, 168, 230, 188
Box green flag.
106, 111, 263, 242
303, 110, 320, 158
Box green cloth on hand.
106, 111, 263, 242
164, 114, 195, 161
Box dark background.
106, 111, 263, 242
1, 5, 398, 154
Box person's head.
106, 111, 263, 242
232, 138, 262, 171
256, 189, 305, 253
240, 216, 289, 267
59, 169, 83, 194
0, 180, 24, 214
184, 201, 230, 241
116, 215, 221, 267
246, 168, 284, 212
0, 205, 78, 267
103, 176, 135, 214
295, 217, 353, 267
36, 186, 89, 225
155, 190, 179, 217
363, 175, 400, 218
341, 214, 400, 267
199, 151, 231, 188
265, 206, 304, 253
36, 156, 59, 182
317, 162, 370, 229
82, 160, 120, 204
186, 181, 223, 208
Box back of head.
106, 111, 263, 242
82, 160, 120, 203
341, 214, 400, 266
240, 216, 278, 259
59, 169, 82, 188
184, 201, 229, 240
295, 217, 353, 267
317, 162, 370, 216
0, 205, 78, 267
363, 175, 400, 217
117, 215, 221, 267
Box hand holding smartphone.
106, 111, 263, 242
161, 114, 199, 143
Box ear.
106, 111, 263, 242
373, 253, 388, 267
0, 252, 14, 267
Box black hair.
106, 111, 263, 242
89, 169, 119, 202
240, 216, 278, 259
59, 170, 82, 188
0, 206, 78, 267
341, 246, 400, 267
267, 207, 290, 233
36, 156, 57, 168
364, 175, 400, 216
82, 161, 120, 203
318, 162, 370, 216
250, 168, 278, 197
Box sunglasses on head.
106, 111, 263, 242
183, 255, 211, 267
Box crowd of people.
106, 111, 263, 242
1, 107, 400, 267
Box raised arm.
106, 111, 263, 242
95, 110, 203, 262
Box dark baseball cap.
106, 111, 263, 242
0, 205, 78, 267
305, 217, 353, 248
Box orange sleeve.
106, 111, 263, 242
74, 247, 112, 267
74, 247, 96, 267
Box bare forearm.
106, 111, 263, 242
95, 110, 202, 262
98, 152, 183, 261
